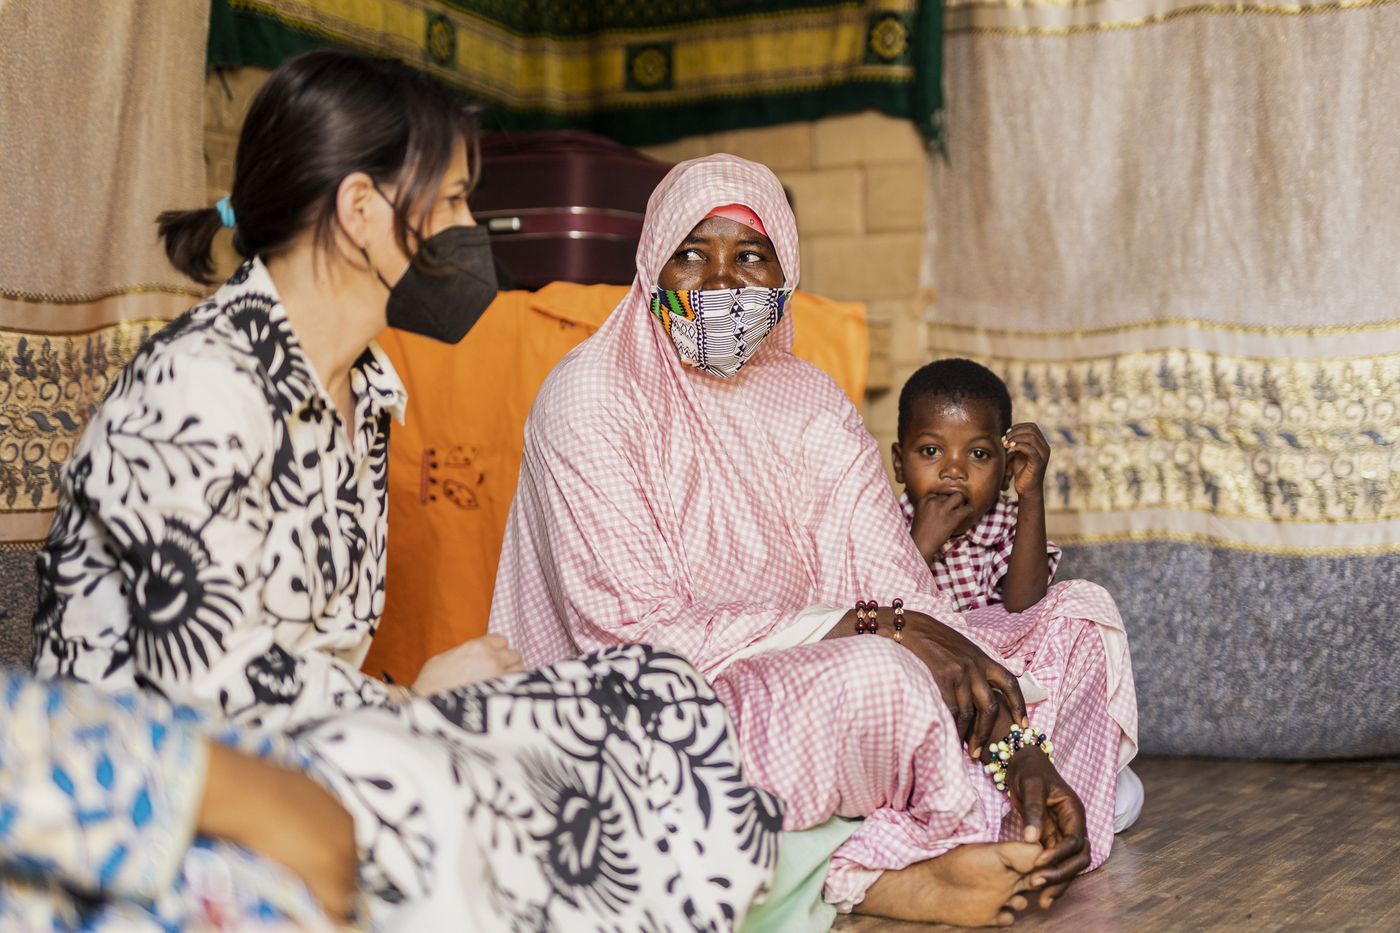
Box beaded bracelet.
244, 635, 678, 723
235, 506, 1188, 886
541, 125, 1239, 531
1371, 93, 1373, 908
983, 723, 1053, 794
854, 600, 909, 637
854, 600, 877, 634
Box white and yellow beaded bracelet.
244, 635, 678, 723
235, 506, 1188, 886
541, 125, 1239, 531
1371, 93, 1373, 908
984, 723, 1054, 794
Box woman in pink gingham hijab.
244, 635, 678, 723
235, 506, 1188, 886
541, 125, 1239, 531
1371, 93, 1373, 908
491, 154, 1137, 925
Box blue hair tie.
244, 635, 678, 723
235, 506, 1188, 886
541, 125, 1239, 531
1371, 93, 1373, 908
215, 196, 236, 229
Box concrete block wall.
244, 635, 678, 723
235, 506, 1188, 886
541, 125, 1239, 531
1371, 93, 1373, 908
205, 69, 930, 475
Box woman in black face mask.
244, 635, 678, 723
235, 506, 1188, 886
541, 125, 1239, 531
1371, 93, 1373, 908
32, 49, 522, 731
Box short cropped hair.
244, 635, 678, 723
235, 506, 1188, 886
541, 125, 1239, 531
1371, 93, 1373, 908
897, 358, 1013, 441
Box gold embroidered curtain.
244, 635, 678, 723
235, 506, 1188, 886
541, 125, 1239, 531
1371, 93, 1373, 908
926, 0, 1400, 756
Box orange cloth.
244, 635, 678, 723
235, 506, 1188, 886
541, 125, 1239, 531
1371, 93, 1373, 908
366, 283, 867, 683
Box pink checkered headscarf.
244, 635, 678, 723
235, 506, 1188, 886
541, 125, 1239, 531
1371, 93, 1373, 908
489, 153, 967, 674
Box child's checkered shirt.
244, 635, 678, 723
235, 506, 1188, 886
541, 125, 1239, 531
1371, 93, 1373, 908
901, 491, 1062, 611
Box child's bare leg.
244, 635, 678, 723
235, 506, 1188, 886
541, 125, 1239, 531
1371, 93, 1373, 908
855, 841, 1042, 926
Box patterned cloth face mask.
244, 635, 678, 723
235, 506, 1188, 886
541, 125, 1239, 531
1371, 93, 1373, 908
651, 286, 792, 377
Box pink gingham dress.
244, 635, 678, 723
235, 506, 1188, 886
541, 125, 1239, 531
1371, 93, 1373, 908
490, 154, 1137, 910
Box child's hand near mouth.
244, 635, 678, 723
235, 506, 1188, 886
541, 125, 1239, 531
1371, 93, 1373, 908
910, 490, 977, 563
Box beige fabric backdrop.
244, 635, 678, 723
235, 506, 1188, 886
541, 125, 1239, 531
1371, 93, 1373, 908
927, 1, 1400, 755
0, 0, 209, 658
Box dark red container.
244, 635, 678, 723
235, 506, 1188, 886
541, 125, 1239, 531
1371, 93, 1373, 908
472, 131, 673, 290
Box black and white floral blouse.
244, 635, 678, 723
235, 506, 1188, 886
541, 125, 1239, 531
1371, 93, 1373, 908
33, 258, 405, 731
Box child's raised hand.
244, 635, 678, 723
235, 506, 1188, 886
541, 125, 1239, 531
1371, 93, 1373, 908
911, 491, 978, 564
1003, 422, 1050, 499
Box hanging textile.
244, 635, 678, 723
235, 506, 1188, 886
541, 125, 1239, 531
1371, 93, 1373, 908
207, 0, 944, 145
925, 0, 1400, 757
0, 1, 210, 662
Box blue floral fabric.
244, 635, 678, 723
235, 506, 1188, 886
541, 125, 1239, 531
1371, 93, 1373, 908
0, 667, 325, 930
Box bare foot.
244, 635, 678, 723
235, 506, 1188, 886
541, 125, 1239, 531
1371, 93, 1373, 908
412, 634, 525, 694
855, 841, 1043, 927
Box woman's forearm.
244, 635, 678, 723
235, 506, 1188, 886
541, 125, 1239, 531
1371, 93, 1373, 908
199, 742, 359, 921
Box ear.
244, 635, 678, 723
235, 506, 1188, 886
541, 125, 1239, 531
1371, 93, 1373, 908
333, 172, 380, 252
891, 442, 905, 484
1002, 459, 1013, 491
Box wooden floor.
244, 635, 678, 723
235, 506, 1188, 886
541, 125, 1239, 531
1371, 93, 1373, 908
834, 756, 1400, 932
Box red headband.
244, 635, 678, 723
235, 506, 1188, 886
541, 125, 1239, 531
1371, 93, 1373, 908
705, 203, 769, 239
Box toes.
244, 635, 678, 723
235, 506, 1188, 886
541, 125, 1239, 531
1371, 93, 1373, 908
1008, 895, 1029, 912
996, 841, 1044, 874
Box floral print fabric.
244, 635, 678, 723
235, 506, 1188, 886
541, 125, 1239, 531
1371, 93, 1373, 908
296, 645, 783, 930
2, 646, 782, 930
32, 258, 404, 731
0, 667, 328, 930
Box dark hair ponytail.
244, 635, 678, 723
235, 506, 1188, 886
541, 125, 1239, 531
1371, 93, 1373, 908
157, 206, 226, 285
158, 49, 480, 286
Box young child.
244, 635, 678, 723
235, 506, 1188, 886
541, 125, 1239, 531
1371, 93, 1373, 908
892, 357, 1057, 613
892, 357, 1144, 833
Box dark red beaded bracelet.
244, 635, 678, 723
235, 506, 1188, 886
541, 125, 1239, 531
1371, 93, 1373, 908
855, 600, 878, 634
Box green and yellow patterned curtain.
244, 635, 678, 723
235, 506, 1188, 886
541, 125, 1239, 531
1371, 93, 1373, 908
926, 0, 1400, 756
208, 0, 944, 145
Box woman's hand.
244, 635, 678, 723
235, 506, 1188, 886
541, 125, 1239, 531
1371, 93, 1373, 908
910, 492, 977, 564
413, 634, 524, 695
904, 617, 1028, 756
824, 609, 1027, 756
891, 611, 1029, 756
1005, 748, 1090, 910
